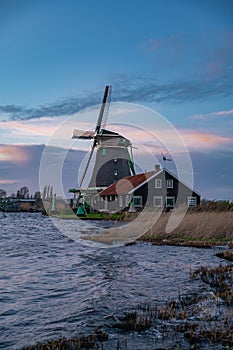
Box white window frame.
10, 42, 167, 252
167, 179, 173, 188
166, 196, 175, 207
153, 196, 163, 207
155, 178, 162, 188
133, 195, 143, 207
104, 199, 108, 210
188, 196, 197, 206
125, 194, 130, 207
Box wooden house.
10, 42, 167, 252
91, 166, 200, 212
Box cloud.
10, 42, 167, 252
1, 66, 233, 122
0, 143, 232, 200
181, 131, 233, 150
0, 179, 17, 185
192, 109, 233, 120
141, 37, 161, 52
0, 145, 30, 162
0, 92, 101, 121
0, 119, 63, 137
108, 123, 233, 152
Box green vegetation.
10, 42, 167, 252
52, 212, 124, 221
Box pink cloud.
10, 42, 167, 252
108, 123, 233, 151
181, 131, 233, 150
0, 120, 56, 137
0, 179, 17, 184
0, 145, 30, 163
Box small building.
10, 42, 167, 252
0, 198, 37, 212
92, 167, 200, 212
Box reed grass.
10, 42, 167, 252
141, 211, 233, 247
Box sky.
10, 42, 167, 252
0, 0, 233, 200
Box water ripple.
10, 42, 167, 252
0, 212, 222, 349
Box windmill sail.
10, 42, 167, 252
72, 130, 95, 139
72, 86, 135, 189
95, 85, 112, 134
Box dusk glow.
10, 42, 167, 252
0, 0, 232, 199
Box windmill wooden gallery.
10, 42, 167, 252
69, 86, 200, 216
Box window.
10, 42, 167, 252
166, 196, 175, 207
133, 195, 143, 207
167, 179, 173, 188
102, 148, 106, 156
125, 194, 130, 207
188, 196, 197, 206
119, 196, 123, 208
153, 196, 163, 207
114, 169, 118, 176
155, 179, 162, 188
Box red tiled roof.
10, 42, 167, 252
99, 171, 156, 196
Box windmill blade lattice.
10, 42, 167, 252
79, 143, 96, 188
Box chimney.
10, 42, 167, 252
155, 164, 160, 172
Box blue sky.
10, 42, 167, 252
0, 0, 233, 199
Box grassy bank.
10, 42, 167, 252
140, 210, 233, 247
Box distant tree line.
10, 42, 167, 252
0, 186, 41, 201
0, 186, 57, 200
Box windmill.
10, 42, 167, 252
72, 86, 136, 191
161, 152, 172, 169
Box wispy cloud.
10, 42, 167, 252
141, 37, 161, 52
192, 109, 233, 120
0, 179, 17, 185
108, 124, 233, 152
181, 130, 233, 150
0, 63, 232, 122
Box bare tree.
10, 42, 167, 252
0, 189, 7, 198
17, 186, 30, 199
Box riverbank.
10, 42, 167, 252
50, 208, 233, 248
140, 210, 233, 248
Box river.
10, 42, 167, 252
0, 212, 227, 349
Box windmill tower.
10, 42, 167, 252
72, 86, 135, 191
